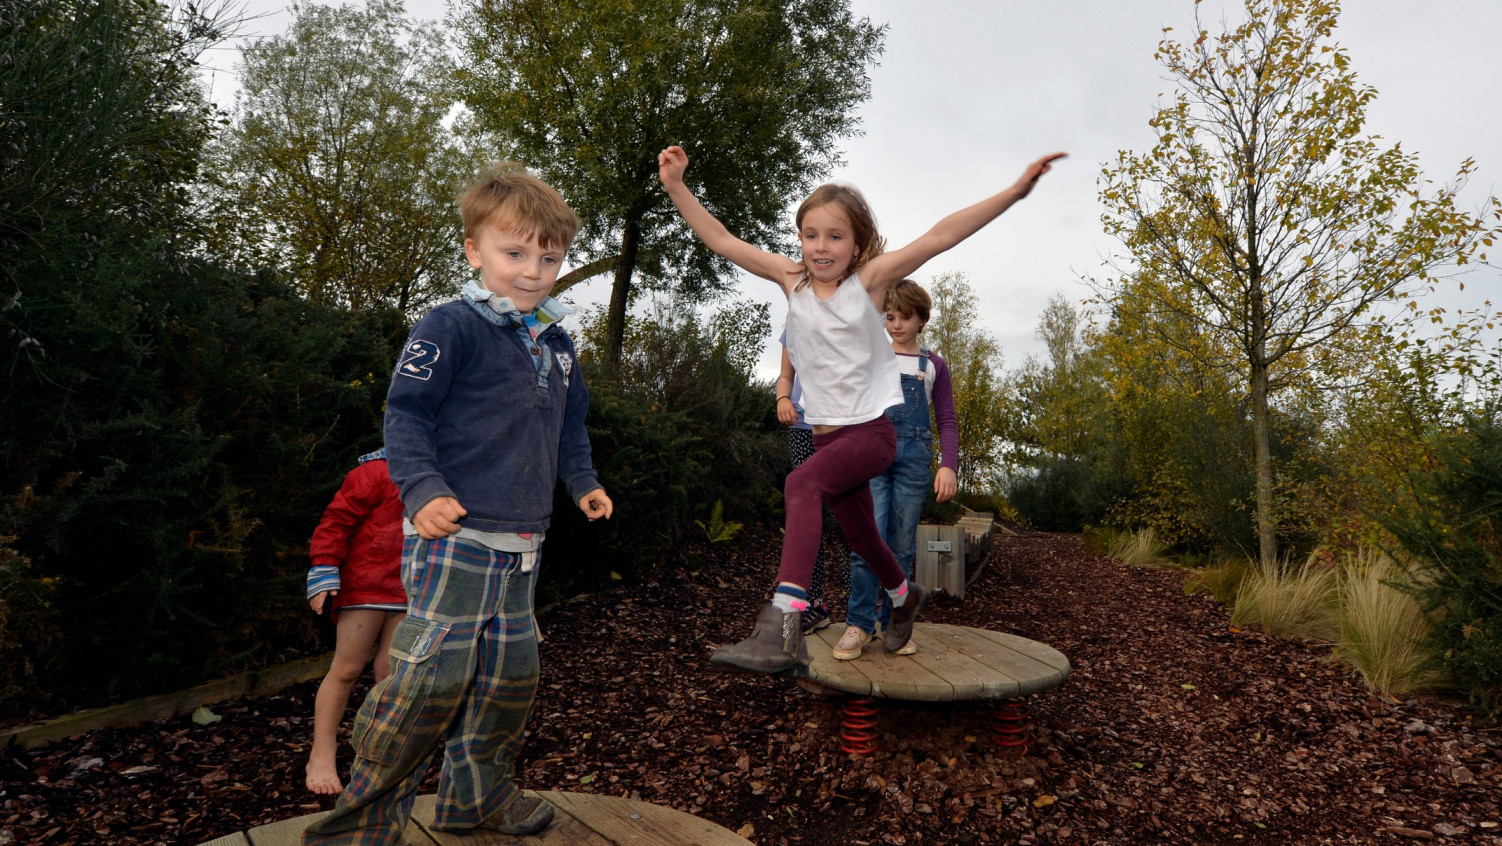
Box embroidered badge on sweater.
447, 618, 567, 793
397, 340, 440, 381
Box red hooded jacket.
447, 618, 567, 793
309, 457, 405, 615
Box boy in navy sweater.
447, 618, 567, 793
304, 164, 612, 844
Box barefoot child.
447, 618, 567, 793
835, 281, 959, 660
659, 144, 1064, 676
303, 164, 613, 844
304, 448, 407, 794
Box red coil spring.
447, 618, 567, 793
994, 699, 1029, 755
840, 697, 879, 755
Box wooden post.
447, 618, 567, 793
915, 523, 966, 599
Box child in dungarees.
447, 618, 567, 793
659, 143, 1064, 676
304, 448, 408, 794
835, 281, 959, 660
303, 165, 613, 845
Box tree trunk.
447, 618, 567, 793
604, 216, 641, 374
1250, 355, 1276, 569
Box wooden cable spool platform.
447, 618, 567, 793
801, 622, 1069, 701
200, 791, 753, 845
798, 622, 1071, 755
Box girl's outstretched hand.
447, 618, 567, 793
658, 145, 689, 187
1012, 152, 1068, 200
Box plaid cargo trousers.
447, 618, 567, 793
303, 535, 541, 845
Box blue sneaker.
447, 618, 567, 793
800, 600, 831, 635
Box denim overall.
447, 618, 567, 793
846, 352, 933, 635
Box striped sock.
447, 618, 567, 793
885, 579, 909, 607
772, 584, 809, 613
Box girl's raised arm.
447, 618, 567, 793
659, 146, 801, 288
861, 152, 1067, 290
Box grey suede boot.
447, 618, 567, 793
710, 604, 809, 676
883, 581, 929, 653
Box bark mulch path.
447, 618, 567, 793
3, 527, 1499, 845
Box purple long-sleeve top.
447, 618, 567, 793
896, 350, 959, 472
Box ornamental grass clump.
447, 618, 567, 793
1184, 555, 1252, 606
1333, 547, 1439, 697
1106, 527, 1174, 569
1230, 554, 1340, 642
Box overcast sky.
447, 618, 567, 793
214, 0, 1502, 380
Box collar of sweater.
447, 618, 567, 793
460, 281, 573, 330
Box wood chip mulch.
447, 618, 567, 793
3, 527, 1499, 845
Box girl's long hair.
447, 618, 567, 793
794, 184, 885, 290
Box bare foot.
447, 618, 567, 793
305, 757, 343, 794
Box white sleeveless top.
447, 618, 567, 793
784, 273, 903, 426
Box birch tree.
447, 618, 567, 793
1098, 0, 1498, 567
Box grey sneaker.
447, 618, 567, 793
883, 582, 929, 653
471, 794, 554, 836
710, 603, 809, 676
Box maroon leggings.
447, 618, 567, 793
777, 416, 905, 590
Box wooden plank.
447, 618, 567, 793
969, 628, 1073, 674
915, 523, 966, 598
942, 527, 967, 597
198, 833, 251, 846
852, 634, 956, 701
947, 629, 1070, 696
806, 625, 956, 700
2, 653, 334, 751
806, 623, 1069, 702
908, 626, 1022, 699
804, 625, 872, 696
944, 626, 1065, 678
541, 791, 752, 846
914, 524, 940, 593
245, 809, 438, 846
412, 793, 611, 845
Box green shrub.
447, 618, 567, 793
1005, 457, 1105, 531
541, 373, 698, 586
548, 299, 783, 585
1081, 525, 1116, 556
1230, 554, 1340, 642
0, 0, 410, 708
1334, 548, 1441, 697
1379, 411, 1502, 713
0, 536, 62, 704
2, 263, 403, 706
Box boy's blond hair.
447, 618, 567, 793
884, 279, 931, 324
459, 163, 579, 250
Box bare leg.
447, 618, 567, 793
306, 609, 386, 795
371, 611, 405, 684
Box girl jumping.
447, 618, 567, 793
658, 145, 1065, 676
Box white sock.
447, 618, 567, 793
885, 580, 909, 607
772, 588, 808, 614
